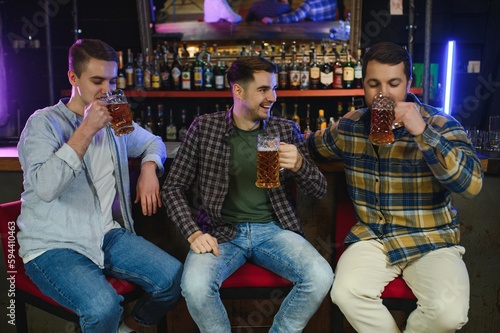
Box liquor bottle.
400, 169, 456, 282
170, 48, 182, 91
354, 48, 363, 88
333, 44, 343, 89
343, 50, 355, 89
151, 50, 161, 90
134, 53, 144, 90
292, 103, 301, 130
214, 60, 226, 90
181, 59, 192, 91
316, 109, 327, 130
160, 51, 171, 90
309, 48, 320, 90
193, 52, 204, 91
280, 102, 288, 119
337, 101, 344, 119
181, 42, 190, 59
116, 51, 126, 90
300, 44, 310, 90
156, 104, 166, 140
204, 53, 214, 90
143, 48, 151, 90
145, 106, 154, 133
288, 42, 300, 90
320, 46, 333, 89
166, 109, 177, 142
328, 117, 336, 127
178, 109, 188, 142
269, 52, 279, 86
303, 104, 312, 136
125, 49, 134, 89
278, 46, 288, 90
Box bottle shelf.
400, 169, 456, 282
61, 88, 422, 98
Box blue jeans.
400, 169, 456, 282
24, 228, 182, 333
181, 221, 334, 333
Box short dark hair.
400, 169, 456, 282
226, 56, 277, 88
68, 39, 119, 77
362, 42, 412, 82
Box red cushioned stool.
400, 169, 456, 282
220, 262, 293, 299
0, 201, 165, 333
333, 198, 417, 332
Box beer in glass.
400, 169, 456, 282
255, 134, 280, 189
101, 89, 134, 136
369, 92, 396, 146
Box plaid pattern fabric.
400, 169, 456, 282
273, 0, 337, 23
307, 94, 483, 265
162, 108, 327, 243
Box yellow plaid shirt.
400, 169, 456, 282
307, 94, 483, 264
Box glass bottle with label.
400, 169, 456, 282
292, 104, 301, 130
343, 50, 355, 89
333, 44, 343, 89
316, 109, 327, 130
204, 53, 214, 91
303, 104, 312, 136
170, 48, 182, 91
116, 51, 126, 90
214, 60, 226, 90
181, 59, 192, 91
300, 44, 310, 90
151, 50, 161, 90
166, 109, 177, 142
320, 46, 333, 89
278, 45, 289, 90
354, 48, 363, 88
288, 42, 300, 90
134, 53, 144, 90
156, 104, 166, 140
143, 48, 152, 90
125, 49, 134, 90
160, 51, 171, 90
193, 52, 204, 91
178, 109, 188, 142
309, 48, 320, 90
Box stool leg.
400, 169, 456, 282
15, 300, 28, 333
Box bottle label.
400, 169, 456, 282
320, 72, 333, 86
117, 76, 126, 90
182, 72, 191, 90
289, 70, 300, 88
171, 67, 181, 79
300, 71, 309, 89
354, 66, 362, 79
343, 67, 354, 81
310, 67, 320, 79
193, 68, 203, 87
151, 74, 160, 89
125, 68, 134, 87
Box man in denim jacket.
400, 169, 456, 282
17, 39, 182, 333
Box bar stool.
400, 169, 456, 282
0, 200, 166, 332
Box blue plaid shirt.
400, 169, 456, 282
273, 0, 337, 23
307, 94, 483, 265
162, 108, 327, 243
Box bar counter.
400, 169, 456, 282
0, 144, 493, 174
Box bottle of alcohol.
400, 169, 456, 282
328, 117, 336, 127
156, 104, 166, 140
160, 50, 171, 90
116, 51, 126, 90
181, 42, 190, 59
125, 49, 134, 90
280, 102, 288, 119
181, 59, 192, 91
316, 109, 327, 130
354, 48, 363, 88
333, 44, 343, 89
289, 42, 300, 90
193, 52, 204, 91
292, 104, 301, 130
166, 109, 177, 142
143, 48, 152, 90
214, 60, 226, 90
278, 45, 289, 90
170, 47, 182, 91
303, 104, 312, 136
178, 109, 188, 142
309, 48, 320, 90
204, 53, 214, 90
337, 101, 344, 119
151, 50, 161, 90
300, 44, 310, 90
343, 50, 355, 89
145, 106, 154, 133
320, 46, 333, 89
134, 53, 144, 90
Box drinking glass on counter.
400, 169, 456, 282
488, 115, 500, 151
255, 133, 280, 189
101, 89, 134, 136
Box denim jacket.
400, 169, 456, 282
17, 99, 166, 267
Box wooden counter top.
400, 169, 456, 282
0, 145, 491, 174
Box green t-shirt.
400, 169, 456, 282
221, 127, 276, 223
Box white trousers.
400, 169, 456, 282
331, 240, 470, 333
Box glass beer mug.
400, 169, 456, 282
255, 133, 281, 189
369, 92, 397, 146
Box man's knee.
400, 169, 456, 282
81, 291, 122, 325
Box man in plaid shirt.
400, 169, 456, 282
307, 42, 483, 332
261, 0, 337, 23
161, 56, 333, 333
